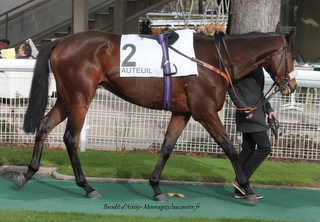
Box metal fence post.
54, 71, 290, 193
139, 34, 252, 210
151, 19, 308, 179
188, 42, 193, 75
80, 114, 90, 152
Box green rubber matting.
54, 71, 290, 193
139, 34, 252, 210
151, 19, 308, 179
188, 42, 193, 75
0, 174, 319, 221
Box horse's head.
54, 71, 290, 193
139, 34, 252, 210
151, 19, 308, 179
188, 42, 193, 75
264, 25, 297, 95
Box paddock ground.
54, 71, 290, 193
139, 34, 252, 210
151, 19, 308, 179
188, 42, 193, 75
0, 167, 319, 222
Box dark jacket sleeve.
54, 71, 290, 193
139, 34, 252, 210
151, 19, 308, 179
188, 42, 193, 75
265, 101, 274, 114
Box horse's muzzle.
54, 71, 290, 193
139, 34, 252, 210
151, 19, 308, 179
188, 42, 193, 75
281, 78, 297, 95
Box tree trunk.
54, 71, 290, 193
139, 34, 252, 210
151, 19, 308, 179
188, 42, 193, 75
198, 0, 203, 14
229, 0, 281, 34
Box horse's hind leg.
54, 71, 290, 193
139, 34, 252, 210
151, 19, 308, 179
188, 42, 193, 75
18, 102, 67, 187
63, 107, 101, 199
195, 110, 258, 204
149, 113, 191, 201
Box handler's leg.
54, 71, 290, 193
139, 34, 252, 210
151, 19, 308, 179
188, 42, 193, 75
234, 132, 270, 199
240, 131, 271, 180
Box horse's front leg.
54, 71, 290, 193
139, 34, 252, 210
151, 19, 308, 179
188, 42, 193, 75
195, 110, 258, 204
149, 113, 191, 201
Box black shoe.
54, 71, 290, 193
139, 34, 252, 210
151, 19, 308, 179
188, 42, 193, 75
232, 181, 246, 195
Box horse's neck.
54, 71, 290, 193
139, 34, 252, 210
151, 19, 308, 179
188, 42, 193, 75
230, 34, 281, 81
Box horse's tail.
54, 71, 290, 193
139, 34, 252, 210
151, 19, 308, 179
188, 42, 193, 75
23, 39, 61, 134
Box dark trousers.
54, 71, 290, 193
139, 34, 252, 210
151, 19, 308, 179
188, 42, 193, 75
238, 131, 271, 180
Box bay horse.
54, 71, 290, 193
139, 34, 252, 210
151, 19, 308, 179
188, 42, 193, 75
20, 24, 296, 204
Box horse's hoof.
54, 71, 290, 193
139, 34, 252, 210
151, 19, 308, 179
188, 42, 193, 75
17, 173, 26, 187
246, 194, 258, 204
153, 194, 168, 202
86, 190, 102, 199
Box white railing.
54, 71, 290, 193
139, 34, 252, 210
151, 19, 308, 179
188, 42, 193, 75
142, 13, 228, 29
1, 60, 320, 160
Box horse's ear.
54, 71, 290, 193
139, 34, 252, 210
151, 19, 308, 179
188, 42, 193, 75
288, 28, 295, 41
275, 22, 282, 33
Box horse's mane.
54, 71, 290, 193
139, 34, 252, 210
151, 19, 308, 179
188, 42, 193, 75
193, 31, 226, 43
195, 31, 280, 45
224, 31, 280, 40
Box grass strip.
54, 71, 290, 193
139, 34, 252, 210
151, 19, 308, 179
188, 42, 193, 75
1, 147, 320, 187
0, 210, 294, 222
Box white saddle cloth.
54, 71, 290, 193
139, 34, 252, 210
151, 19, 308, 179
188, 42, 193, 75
120, 29, 198, 77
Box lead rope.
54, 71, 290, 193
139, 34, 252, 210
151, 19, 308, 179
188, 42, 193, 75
168, 38, 281, 113
214, 37, 258, 112
218, 36, 287, 113
168, 45, 230, 81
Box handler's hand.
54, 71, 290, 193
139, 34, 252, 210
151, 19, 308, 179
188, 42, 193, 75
268, 112, 276, 119
245, 110, 253, 119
